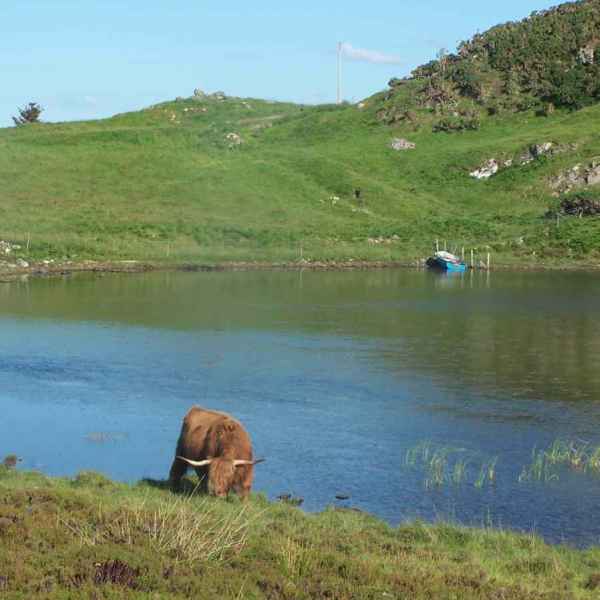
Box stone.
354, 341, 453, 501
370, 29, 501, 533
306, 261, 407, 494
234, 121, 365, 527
470, 159, 499, 180
193, 88, 205, 97
390, 138, 416, 151
550, 159, 600, 193
225, 132, 242, 146
16, 259, 29, 268
531, 142, 554, 158
579, 45, 595, 65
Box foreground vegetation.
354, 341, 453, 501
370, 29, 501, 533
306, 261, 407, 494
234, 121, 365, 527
1, 468, 600, 599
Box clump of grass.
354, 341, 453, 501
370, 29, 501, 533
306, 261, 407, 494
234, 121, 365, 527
60, 492, 251, 563
405, 442, 497, 489
519, 439, 600, 483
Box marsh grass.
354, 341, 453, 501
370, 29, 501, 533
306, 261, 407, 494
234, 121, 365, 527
519, 439, 600, 483
406, 442, 497, 489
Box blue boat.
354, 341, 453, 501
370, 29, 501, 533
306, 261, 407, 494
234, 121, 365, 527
426, 251, 467, 273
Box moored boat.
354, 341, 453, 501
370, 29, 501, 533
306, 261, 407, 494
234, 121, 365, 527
426, 251, 467, 273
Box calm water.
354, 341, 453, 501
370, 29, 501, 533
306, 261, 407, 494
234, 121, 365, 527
1, 269, 600, 546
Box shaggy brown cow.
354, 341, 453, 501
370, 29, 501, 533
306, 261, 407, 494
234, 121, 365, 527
169, 406, 263, 499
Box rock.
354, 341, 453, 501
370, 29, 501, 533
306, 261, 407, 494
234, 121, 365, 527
390, 138, 416, 151
470, 159, 499, 180
16, 259, 29, 268
550, 159, 600, 193
212, 91, 226, 101
193, 88, 205, 97
357, 102, 366, 110
225, 132, 242, 146
335, 494, 350, 501
579, 45, 595, 65
531, 142, 554, 158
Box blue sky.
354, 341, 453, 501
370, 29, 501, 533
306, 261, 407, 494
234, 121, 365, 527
1, 0, 559, 126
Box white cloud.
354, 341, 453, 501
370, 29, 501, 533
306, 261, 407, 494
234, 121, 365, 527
341, 43, 402, 65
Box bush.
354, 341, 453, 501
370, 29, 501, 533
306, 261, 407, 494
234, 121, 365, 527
12, 102, 43, 126
432, 113, 480, 133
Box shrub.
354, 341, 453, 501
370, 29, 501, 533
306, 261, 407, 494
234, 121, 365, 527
12, 102, 43, 126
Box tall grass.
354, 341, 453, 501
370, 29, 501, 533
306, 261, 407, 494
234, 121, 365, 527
519, 439, 600, 482
59, 491, 252, 563
405, 442, 497, 489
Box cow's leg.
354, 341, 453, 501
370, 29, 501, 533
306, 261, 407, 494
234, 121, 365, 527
169, 457, 187, 491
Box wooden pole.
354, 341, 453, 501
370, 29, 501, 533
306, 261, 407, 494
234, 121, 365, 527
470, 249, 474, 269
487, 252, 491, 271
26, 232, 30, 252
461, 247, 465, 261
436, 239, 439, 252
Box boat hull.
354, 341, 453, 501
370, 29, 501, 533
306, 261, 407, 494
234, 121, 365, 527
426, 257, 467, 273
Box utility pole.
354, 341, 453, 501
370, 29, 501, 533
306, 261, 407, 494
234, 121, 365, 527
337, 41, 343, 104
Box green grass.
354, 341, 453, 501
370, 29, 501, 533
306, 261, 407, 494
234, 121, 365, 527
1, 92, 600, 269
1, 468, 600, 599
405, 442, 498, 489
519, 439, 600, 482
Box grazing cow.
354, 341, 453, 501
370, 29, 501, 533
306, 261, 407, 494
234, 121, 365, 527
169, 406, 263, 499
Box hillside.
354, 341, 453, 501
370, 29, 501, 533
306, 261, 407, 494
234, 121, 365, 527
1, 2, 600, 270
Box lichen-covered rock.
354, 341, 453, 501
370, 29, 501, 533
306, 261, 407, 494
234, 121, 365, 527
225, 132, 243, 146
550, 159, 600, 194
390, 138, 416, 151
470, 159, 499, 179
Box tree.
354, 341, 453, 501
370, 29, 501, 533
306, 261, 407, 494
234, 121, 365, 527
12, 102, 43, 126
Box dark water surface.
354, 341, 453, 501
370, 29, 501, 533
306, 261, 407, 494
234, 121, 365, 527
1, 269, 600, 546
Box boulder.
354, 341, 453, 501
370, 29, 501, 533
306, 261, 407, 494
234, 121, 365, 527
470, 159, 499, 180
550, 159, 600, 194
579, 45, 595, 65
193, 88, 205, 97
390, 138, 416, 151
225, 132, 242, 146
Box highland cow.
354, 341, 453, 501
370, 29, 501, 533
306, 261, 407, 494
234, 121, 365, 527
169, 406, 263, 499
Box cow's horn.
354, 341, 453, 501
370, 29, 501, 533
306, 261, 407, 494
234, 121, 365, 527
177, 456, 213, 467
233, 458, 266, 466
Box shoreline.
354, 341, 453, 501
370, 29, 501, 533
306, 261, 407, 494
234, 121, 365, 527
1, 468, 600, 598
2, 257, 600, 282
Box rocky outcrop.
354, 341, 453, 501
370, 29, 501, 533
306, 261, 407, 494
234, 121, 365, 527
470, 159, 499, 180
550, 159, 600, 194
390, 138, 416, 151
470, 142, 575, 180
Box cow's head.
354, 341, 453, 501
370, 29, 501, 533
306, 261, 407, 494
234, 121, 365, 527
177, 456, 264, 497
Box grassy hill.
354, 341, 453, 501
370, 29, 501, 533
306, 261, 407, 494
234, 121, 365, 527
2, 468, 600, 599
1, 2, 600, 269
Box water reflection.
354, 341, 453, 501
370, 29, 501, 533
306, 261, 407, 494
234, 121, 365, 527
1, 269, 600, 546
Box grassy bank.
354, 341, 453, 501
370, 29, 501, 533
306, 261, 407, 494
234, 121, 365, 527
1, 91, 600, 270
1, 468, 599, 599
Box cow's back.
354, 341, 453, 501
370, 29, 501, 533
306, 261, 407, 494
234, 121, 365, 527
177, 406, 251, 460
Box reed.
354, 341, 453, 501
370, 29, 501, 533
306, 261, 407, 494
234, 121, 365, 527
519, 439, 600, 483
405, 442, 497, 490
